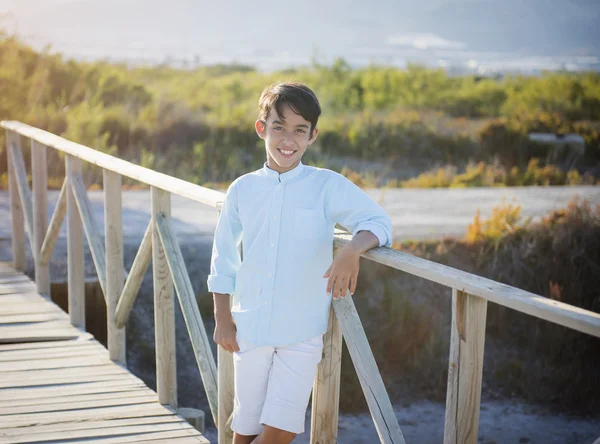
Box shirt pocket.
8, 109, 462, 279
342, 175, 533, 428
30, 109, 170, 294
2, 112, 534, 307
293, 208, 322, 240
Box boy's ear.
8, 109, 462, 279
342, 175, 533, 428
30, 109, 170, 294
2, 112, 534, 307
308, 127, 319, 145
255, 120, 266, 139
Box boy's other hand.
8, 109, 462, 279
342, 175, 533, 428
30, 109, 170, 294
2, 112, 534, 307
213, 317, 239, 353
323, 245, 361, 299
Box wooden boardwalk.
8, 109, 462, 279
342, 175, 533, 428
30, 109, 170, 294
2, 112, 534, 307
0, 262, 209, 443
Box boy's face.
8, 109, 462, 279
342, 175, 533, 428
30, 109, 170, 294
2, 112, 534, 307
256, 103, 318, 174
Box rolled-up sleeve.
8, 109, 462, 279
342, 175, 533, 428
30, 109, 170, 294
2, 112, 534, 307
207, 181, 242, 294
325, 173, 393, 248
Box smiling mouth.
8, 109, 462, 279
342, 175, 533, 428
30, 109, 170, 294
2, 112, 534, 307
278, 148, 296, 156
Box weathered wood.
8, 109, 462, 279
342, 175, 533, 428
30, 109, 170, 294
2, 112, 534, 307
104, 169, 126, 364
6, 131, 25, 270
0, 422, 201, 444
0, 403, 176, 428
311, 302, 342, 444
38, 178, 67, 266
1, 120, 223, 208
151, 187, 177, 408
31, 140, 50, 297
0, 382, 145, 402
217, 342, 235, 444
333, 231, 600, 339
0, 416, 182, 437
71, 173, 107, 297
179, 407, 206, 434
444, 289, 488, 444
333, 293, 406, 444
155, 213, 218, 423
0, 393, 158, 415
66, 155, 85, 328
115, 221, 152, 329
7, 135, 35, 261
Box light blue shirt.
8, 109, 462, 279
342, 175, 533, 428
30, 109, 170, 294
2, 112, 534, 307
207, 160, 392, 346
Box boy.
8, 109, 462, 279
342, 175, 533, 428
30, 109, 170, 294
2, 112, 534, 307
207, 82, 392, 444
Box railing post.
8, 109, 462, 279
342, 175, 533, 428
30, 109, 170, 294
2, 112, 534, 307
104, 170, 126, 364
66, 155, 85, 328
310, 302, 342, 444
151, 186, 177, 408
217, 207, 235, 444
32, 140, 50, 297
444, 289, 488, 444
6, 131, 25, 271
218, 304, 235, 444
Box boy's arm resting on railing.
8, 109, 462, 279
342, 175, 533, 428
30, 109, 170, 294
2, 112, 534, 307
206, 182, 242, 353
322, 173, 393, 299
325, 172, 393, 248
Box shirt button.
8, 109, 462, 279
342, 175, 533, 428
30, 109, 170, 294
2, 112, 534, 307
270, 243, 274, 247
264, 301, 268, 305
268, 273, 272, 277
273, 216, 278, 220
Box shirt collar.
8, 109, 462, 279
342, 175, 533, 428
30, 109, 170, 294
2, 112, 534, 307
262, 160, 305, 183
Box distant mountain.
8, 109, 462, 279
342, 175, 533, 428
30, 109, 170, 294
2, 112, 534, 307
413, 0, 600, 54
0, 0, 598, 68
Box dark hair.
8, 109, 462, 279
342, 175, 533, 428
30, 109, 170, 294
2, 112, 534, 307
258, 82, 321, 135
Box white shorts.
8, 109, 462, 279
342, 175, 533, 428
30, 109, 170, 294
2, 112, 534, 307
231, 332, 324, 436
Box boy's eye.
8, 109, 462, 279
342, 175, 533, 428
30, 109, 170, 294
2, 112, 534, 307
274, 126, 284, 131
296, 129, 306, 134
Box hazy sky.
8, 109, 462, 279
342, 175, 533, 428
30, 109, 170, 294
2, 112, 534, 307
1, 0, 598, 70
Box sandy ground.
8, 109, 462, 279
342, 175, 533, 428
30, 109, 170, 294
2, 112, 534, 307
199, 400, 600, 444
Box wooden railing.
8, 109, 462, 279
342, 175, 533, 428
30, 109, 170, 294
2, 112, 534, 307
3, 120, 600, 444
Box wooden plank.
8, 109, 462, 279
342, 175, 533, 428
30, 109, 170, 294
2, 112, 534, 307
311, 303, 342, 444
0, 346, 105, 361
7, 134, 35, 262
104, 169, 126, 364
57, 428, 209, 444
0, 415, 182, 437
333, 293, 406, 444
1, 364, 129, 382
0, 283, 37, 294
156, 214, 217, 421
151, 187, 177, 408
0, 393, 158, 415
32, 139, 50, 296
0, 312, 70, 324
0, 329, 83, 343
66, 154, 86, 328
1, 120, 224, 209
333, 231, 600, 339
39, 178, 68, 266
0, 355, 112, 372
0, 381, 146, 401
0, 402, 176, 428
0, 389, 154, 409
0, 334, 93, 351
0, 301, 65, 316
71, 173, 107, 298
0, 372, 138, 389
444, 290, 487, 444
115, 221, 152, 329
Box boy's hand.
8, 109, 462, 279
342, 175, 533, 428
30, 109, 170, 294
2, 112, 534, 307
323, 244, 361, 299
213, 316, 239, 353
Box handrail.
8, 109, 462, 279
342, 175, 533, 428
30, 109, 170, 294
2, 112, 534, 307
333, 233, 600, 339
4, 119, 600, 444
1, 121, 224, 208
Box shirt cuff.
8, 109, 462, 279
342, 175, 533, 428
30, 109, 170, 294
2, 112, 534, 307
207, 274, 235, 295
353, 223, 390, 248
